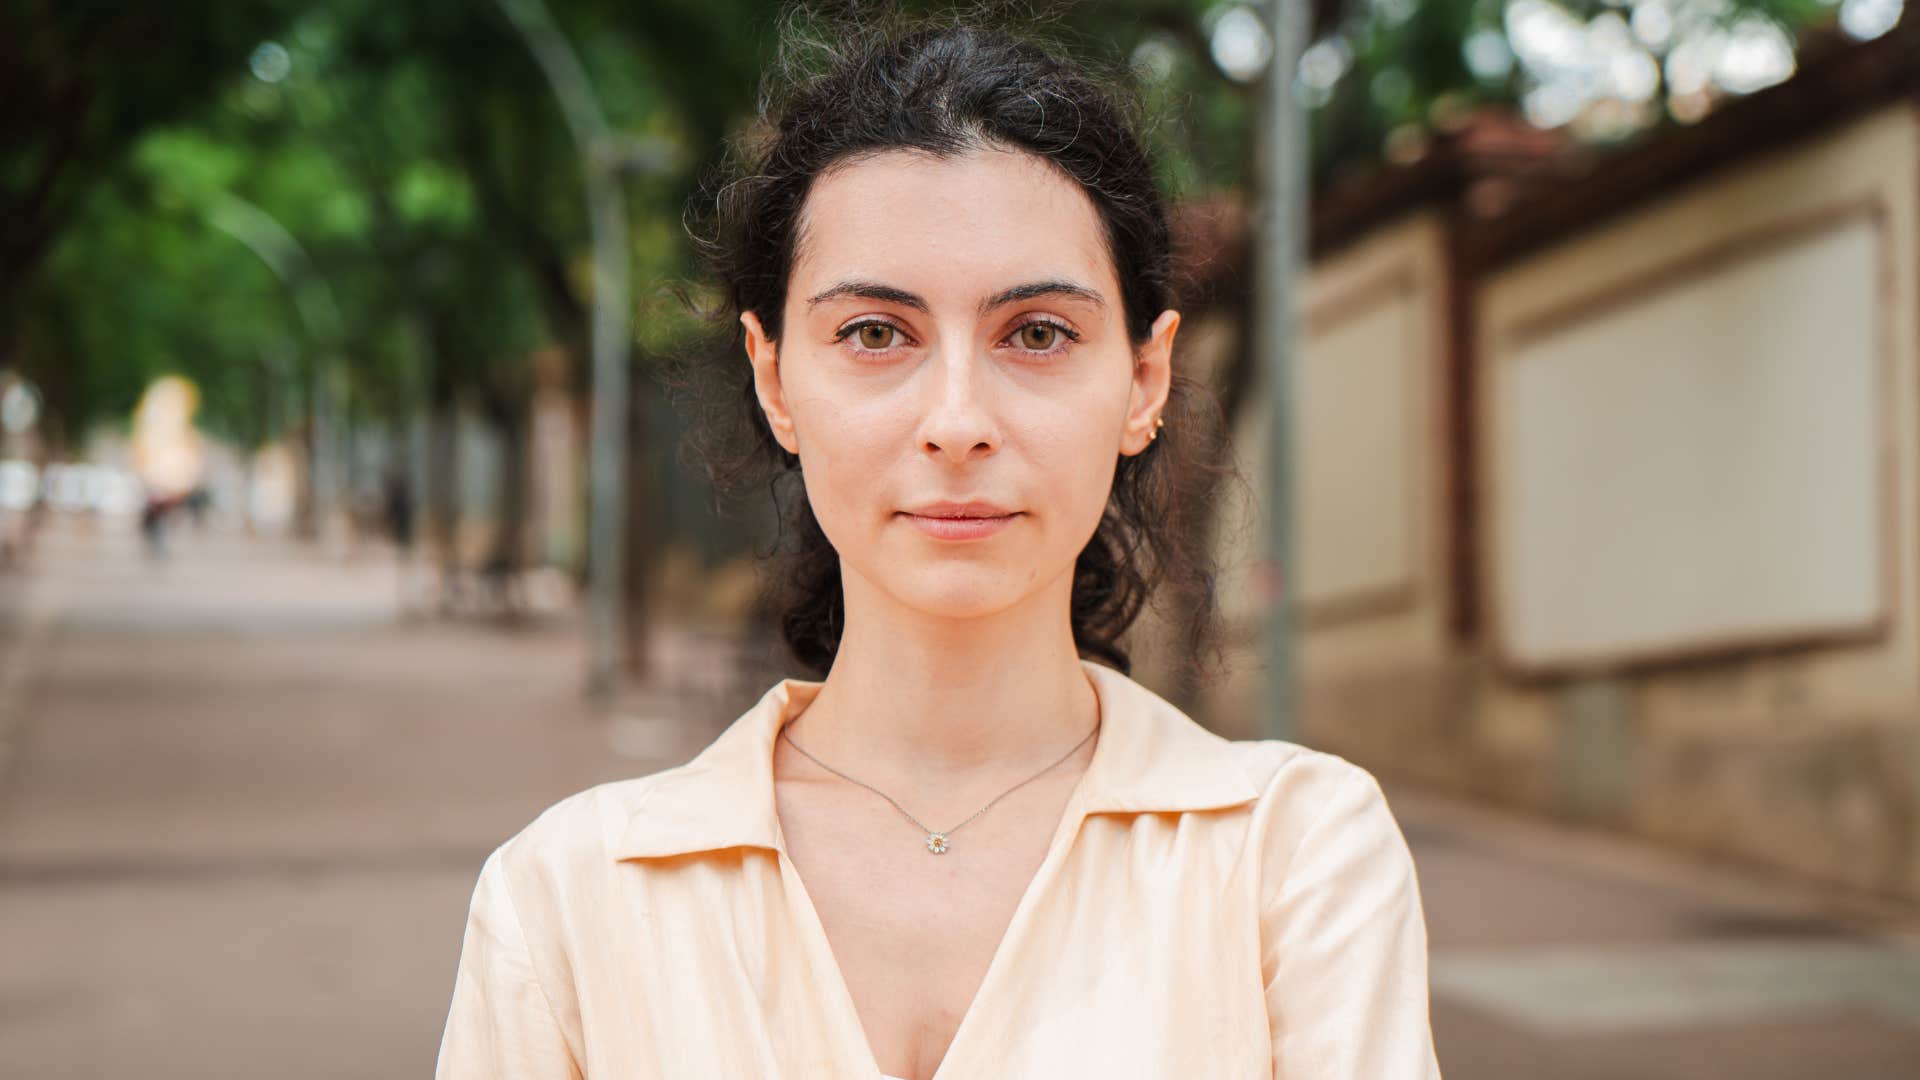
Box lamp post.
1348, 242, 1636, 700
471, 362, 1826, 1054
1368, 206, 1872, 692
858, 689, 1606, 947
1258, 0, 1311, 742
201, 191, 345, 546
495, 0, 675, 700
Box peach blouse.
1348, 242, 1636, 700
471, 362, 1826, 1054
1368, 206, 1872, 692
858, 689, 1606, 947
435, 658, 1442, 1078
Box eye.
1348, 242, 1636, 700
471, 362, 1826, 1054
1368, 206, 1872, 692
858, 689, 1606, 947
1003, 317, 1080, 355
834, 319, 910, 354
1017, 323, 1058, 350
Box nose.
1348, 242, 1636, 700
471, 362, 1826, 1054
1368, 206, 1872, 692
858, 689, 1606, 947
916, 345, 1000, 464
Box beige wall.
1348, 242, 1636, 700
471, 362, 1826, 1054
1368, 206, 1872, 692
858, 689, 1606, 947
1492, 211, 1886, 671
1478, 105, 1920, 898
1203, 102, 1920, 901
1204, 212, 1466, 772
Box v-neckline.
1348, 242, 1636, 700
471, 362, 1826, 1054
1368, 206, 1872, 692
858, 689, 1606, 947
771, 730, 1102, 1080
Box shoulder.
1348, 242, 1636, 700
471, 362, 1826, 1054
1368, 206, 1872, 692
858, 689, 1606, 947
1222, 739, 1416, 897
481, 765, 681, 900
1225, 737, 1389, 812
1233, 744, 1440, 1076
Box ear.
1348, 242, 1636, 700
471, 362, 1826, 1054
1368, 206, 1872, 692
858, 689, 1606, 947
1122, 309, 1180, 456
741, 310, 799, 455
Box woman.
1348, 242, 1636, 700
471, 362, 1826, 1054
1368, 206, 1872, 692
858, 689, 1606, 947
436, 15, 1440, 1080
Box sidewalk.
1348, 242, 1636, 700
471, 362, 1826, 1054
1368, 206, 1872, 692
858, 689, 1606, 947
0, 520, 638, 1078
1393, 781, 1920, 1078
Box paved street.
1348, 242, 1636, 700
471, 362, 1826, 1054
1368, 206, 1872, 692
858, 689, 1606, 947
1, 518, 1916, 1078
0, 519, 653, 1079
1406, 787, 1920, 1078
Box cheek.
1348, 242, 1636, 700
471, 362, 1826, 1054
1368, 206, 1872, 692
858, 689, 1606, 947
1016, 381, 1128, 516
786, 375, 911, 520
1020, 400, 1110, 469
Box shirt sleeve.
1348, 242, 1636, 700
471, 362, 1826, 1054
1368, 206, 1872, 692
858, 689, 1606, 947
1262, 765, 1442, 1079
435, 845, 585, 1080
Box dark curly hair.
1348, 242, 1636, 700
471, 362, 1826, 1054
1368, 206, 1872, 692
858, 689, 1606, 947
674, 6, 1241, 687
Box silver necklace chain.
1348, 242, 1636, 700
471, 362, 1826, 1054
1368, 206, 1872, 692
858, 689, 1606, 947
779, 720, 1100, 854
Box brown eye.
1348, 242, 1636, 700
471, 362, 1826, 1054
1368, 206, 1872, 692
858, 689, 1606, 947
1017, 323, 1058, 351
856, 323, 897, 350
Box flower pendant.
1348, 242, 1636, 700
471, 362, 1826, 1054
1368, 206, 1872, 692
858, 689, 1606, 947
925, 832, 949, 854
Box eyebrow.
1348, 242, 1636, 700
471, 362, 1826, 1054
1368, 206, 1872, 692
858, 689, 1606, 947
804, 279, 1109, 317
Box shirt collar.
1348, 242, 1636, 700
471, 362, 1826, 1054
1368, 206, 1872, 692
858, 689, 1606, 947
614, 658, 1260, 861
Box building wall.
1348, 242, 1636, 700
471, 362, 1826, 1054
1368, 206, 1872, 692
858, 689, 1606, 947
1206, 102, 1920, 901
1205, 212, 1467, 763
1477, 104, 1920, 899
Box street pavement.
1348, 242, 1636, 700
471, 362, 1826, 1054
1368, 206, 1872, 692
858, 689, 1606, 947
1, 516, 1915, 1078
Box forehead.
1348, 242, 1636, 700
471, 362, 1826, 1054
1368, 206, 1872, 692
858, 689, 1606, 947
790, 146, 1117, 301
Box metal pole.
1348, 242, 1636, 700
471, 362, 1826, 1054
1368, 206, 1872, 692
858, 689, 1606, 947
496, 0, 631, 700
1259, 0, 1311, 742
201, 192, 345, 547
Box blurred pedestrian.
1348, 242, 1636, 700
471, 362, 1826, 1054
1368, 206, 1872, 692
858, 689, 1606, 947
185, 484, 210, 530
384, 470, 418, 613
140, 489, 176, 560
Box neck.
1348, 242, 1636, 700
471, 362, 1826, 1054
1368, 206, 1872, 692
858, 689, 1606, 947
783, 560, 1100, 789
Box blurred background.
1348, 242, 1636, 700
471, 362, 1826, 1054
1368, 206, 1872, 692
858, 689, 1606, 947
4, 0, 1920, 1076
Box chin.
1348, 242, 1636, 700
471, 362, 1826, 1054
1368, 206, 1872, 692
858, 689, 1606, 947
885, 565, 1038, 621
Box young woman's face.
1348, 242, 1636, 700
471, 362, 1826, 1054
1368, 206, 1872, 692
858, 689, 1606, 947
742, 146, 1177, 623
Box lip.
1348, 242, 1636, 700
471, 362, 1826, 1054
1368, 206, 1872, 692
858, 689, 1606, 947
903, 499, 1017, 518
898, 500, 1021, 541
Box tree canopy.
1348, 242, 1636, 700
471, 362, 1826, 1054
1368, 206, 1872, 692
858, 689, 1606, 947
2, 0, 1882, 445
